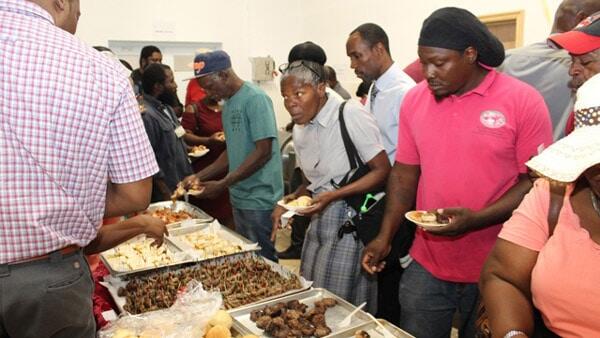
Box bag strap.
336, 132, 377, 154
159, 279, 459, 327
547, 183, 566, 237
193, 105, 203, 135
337, 101, 363, 169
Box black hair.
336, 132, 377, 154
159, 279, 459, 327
119, 59, 133, 71
142, 63, 169, 95
287, 41, 327, 65
350, 23, 391, 55
324, 65, 337, 82
139, 45, 161, 68
93, 46, 113, 53
356, 81, 372, 97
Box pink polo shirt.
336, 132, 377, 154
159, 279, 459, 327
396, 70, 553, 282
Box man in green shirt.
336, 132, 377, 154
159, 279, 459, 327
183, 51, 283, 261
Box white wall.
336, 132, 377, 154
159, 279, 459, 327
77, 0, 560, 128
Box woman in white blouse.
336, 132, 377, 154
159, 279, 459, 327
271, 60, 390, 312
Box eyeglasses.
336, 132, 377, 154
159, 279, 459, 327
278, 60, 322, 79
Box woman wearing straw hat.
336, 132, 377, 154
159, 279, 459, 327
480, 73, 600, 337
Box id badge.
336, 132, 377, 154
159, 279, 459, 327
174, 125, 185, 138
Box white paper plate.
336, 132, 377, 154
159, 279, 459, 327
277, 199, 312, 213
405, 210, 449, 230
188, 148, 209, 158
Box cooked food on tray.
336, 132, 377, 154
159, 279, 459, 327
180, 232, 243, 258
103, 238, 177, 271
355, 329, 371, 338
249, 298, 337, 338
119, 257, 302, 313
146, 207, 194, 224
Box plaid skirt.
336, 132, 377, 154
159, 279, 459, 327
300, 199, 377, 313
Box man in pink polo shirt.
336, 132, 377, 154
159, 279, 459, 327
361, 7, 553, 337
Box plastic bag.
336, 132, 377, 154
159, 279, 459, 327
98, 280, 222, 338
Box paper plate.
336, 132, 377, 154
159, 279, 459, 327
188, 148, 210, 158
277, 200, 312, 213
405, 210, 449, 230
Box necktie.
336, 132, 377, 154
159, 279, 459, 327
370, 85, 379, 111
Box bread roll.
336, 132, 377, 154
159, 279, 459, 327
204, 325, 231, 338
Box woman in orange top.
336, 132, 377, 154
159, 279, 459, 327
480, 74, 600, 337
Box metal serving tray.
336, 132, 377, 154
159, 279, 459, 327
229, 288, 371, 337
104, 252, 311, 314
167, 220, 260, 261
100, 235, 193, 278
329, 319, 414, 338
145, 201, 214, 228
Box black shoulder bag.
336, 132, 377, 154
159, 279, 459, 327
334, 102, 415, 262
332, 101, 387, 245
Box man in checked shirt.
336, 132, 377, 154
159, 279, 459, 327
0, 0, 159, 336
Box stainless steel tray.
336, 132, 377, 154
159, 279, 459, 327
229, 288, 371, 337
145, 201, 214, 228
104, 252, 311, 314
329, 319, 414, 338
100, 235, 193, 278
167, 220, 260, 261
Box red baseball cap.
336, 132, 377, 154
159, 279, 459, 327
548, 12, 600, 55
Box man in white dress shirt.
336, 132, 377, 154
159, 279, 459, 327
346, 22, 416, 325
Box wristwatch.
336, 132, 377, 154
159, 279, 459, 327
504, 330, 527, 338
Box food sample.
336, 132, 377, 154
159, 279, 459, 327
249, 298, 337, 338
171, 182, 204, 201
103, 238, 178, 271
190, 144, 208, 154
179, 232, 242, 259
215, 131, 225, 141
286, 196, 313, 207
415, 211, 450, 224
146, 207, 194, 224
204, 325, 231, 338
119, 257, 302, 314
208, 310, 233, 329
355, 329, 371, 338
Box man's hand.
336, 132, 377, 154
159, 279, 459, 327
361, 237, 391, 274
297, 191, 337, 216
270, 205, 288, 242
181, 173, 202, 190
282, 193, 298, 203
196, 180, 226, 199
135, 215, 169, 247
424, 207, 480, 237
208, 132, 225, 146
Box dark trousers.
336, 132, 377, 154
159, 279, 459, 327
376, 256, 403, 326
0, 250, 95, 338
399, 260, 479, 338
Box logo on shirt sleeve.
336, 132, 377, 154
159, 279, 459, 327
480, 110, 506, 129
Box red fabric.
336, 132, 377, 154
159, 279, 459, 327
92, 261, 117, 329
181, 94, 232, 222
565, 110, 575, 135
185, 80, 206, 106
403, 58, 425, 83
